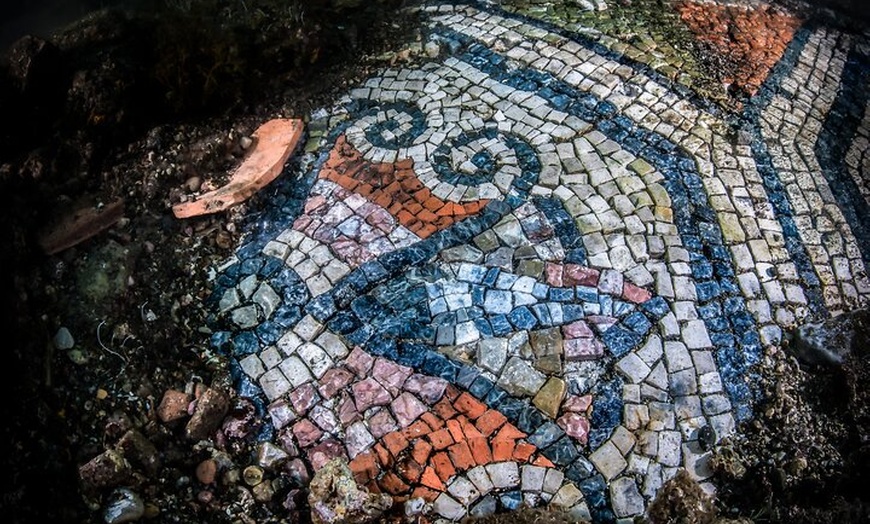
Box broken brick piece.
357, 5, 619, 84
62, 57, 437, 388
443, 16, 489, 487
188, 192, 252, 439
412, 486, 441, 502
421, 412, 445, 431
173, 119, 304, 218
468, 437, 492, 465
446, 419, 465, 443
379, 471, 410, 495
39, 198, 124, 255
492, 439, 515, 462
349, 452, 379, 484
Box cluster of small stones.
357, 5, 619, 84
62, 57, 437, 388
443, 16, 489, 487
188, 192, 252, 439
207, 1, 870, 521
677, 0, 802, 95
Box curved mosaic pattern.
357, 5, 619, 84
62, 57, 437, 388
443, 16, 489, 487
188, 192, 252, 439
206, 2, 870, 522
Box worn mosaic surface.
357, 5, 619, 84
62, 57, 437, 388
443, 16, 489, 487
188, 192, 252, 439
205, 1, 870, 521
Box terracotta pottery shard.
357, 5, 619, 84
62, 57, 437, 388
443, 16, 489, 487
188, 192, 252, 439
39, 198, 125, 255
172, 118, 305, 219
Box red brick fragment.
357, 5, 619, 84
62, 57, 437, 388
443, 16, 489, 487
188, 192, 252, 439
173, 119, 304, 218
379, 471, 410, 495
446, 419, 465, 443
349, 452, 379, 484
468, 437, 492, 465
412, 486, 441, 502
492, 439, 515, 462
412, 439, 433, 465
39, 198, 125, 255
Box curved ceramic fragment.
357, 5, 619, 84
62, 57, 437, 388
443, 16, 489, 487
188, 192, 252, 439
172, 118, 304, 219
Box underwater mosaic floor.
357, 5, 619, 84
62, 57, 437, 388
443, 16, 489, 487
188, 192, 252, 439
206, 1, 870, 521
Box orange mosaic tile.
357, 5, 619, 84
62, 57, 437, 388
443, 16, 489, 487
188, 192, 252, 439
454, 392, 487, 420
678, 1, 802, 96
347, 392, 556, 503
320, 135, 489, 238
475, 409, 508, 436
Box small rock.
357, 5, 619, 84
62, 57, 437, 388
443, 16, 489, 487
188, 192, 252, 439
80, 449, 132, 490
790, 309, 869, 366
142, 503, 159, 519
185, 387, 230, 440
258, 442, 290, 470
5, 35, 60, 93
67, 348, 88, 364
239, 136, 253, 149
243, 465, 265, 487
115, 430, 161, 475
183, 176, 202, 193
196, 459, 218, 485
53, 327, 74, 350
157, 389, 192, 423
284, 488, 303, 511
424, 40, 441, 58
285, 458, 310, 487
222, 398, 259, 439
103, 411, 133, 440
698, 425, 716, 451
404, 497, 426, 516
308, 458, 392, 524
197, 490, 214, 505
253, 480, 275, 503
103, 488, 144, 524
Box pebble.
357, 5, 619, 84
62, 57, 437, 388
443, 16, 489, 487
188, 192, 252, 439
196, 459, 218, 485
103, 488, 144, 524
184, 176, 202, 193
257, 442, 290, 470
157, 389, 192, 423
53, 327, 74, 350
243, 465, 264, 487
185, 387, 230, 440
424, 40, 441, 58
